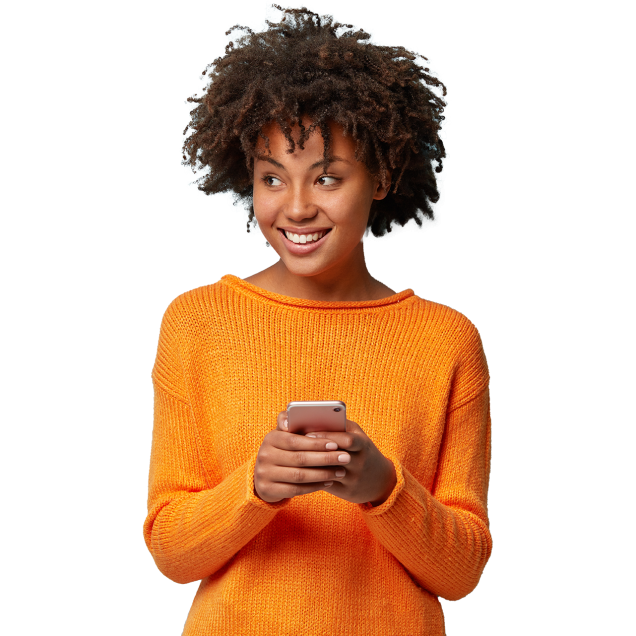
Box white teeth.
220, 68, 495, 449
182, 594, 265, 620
284, 230, 327, 244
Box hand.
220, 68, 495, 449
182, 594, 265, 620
253, 411, 397, 506
253, 411, 355, 503
301, 416, 397, 506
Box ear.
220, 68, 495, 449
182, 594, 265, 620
372, 170, 392, 201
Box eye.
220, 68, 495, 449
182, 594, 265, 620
262, 175, 283, 186
317, 175, 339, 186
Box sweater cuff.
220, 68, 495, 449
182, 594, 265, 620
357, 452, 406, 515
245, 451, 292, 511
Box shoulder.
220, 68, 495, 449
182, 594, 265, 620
409, 296, 487, 368
408, 296, 484, 352
408, 296, 489, 407
159, 278, 233, 326
165, 278, 231, 317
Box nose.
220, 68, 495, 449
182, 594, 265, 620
284, 184, 318, 222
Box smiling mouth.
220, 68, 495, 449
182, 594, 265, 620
278, 228, 333, 245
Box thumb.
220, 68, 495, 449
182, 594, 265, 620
345, 418, 363, 434
276, 411, 289, 431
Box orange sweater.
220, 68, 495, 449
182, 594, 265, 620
144, 274, 492, 636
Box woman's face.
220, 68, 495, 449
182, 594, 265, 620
252, 119, 389, 279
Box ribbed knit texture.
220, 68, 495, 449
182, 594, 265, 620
144, 274, 492, 636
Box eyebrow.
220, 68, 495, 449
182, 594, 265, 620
255, 155, 351, 171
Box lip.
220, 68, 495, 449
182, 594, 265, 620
277, 228, 332, 255
278, 227, 332, 234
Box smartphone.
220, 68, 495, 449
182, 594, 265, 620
286, 400, 347, 435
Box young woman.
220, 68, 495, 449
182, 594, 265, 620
144, 7, 492, 635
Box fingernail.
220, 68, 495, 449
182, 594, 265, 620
283, 419, 288, 429
324, 481, 333, 487
306, 434, 316, 438
326, 442, 338, 450
335, 469, 346, 477
338, 453, 349, 463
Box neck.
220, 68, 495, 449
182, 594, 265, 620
255, 259, 386, 302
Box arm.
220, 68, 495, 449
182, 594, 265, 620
357, 326, 493, 601
143, 302, 289, 585
358, 389, 492, 601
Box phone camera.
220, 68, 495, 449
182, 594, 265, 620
333, 408, 341, 412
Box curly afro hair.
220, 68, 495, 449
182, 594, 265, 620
182, 5, 447, 237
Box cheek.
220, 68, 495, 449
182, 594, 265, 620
325, 190, 372, 232
252, 192, 276, 237
252, 187, 277, 227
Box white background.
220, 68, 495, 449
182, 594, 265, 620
1, 0, 634, 633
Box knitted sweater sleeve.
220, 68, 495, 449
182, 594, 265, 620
142, 300, 290, 585
357, 321, 493, 602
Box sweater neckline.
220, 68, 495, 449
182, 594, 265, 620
220, 275, 415, 311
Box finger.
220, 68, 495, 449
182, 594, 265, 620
260, 480, 335, 502
305, 418, 363, 448
269, 433, 352, 465
304, 430, 360, 451
269, 465, 348, 485
262, 438, 351, 473
276, 411, 289, 431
